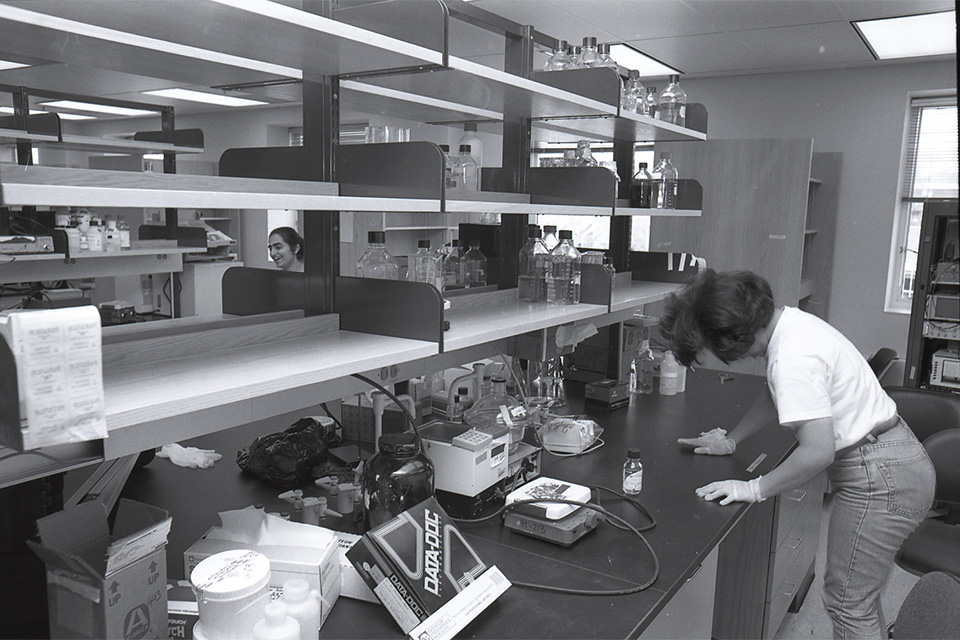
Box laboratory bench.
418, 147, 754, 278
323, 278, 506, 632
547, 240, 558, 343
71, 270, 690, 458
112, 369, 804, 640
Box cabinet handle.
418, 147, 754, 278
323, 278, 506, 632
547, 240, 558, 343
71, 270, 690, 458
782, 583, 798, 597
787, 537, 802, 550
786, 490, 806, 502
686, 564, 703, 582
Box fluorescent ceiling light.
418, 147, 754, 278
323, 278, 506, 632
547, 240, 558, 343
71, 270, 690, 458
0, 59, 29, 71
608, 44, 681, 77
40, 100, 156, 117
143, 88, 267, 107
0, 106, 95, 120
854, 11, 956, 60
143, 153, 164, 160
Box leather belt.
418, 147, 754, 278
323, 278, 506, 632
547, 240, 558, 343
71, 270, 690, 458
837, 414, 901, 458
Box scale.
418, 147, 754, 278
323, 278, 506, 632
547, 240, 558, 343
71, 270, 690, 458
502, 477, 603, 547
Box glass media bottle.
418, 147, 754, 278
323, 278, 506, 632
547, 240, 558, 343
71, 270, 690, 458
361, 432, 434, 530
652, 152, 678, 210
409, 239, 443, 292
578, 37, 602, 68
544, 39, 575, 71
546, 230, 581, 305
658, 75, 687, 126
630, 162, 653, 208
463, 241, 487, 288
443, 239, 463, 289
456, 144, 480, 191
644, 85, 659, 120
630, 338, 656, 394
541, 224, 560, 252
620, 69, 646, 114
623, 448, 643, 495
356, 230, 399, 280
518, 225, 549, 302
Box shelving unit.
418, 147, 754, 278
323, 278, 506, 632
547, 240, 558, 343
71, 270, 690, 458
0, 244, 204, 282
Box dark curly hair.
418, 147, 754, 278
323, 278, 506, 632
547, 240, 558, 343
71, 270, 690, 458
269, 226, 304, 262
659, 269, 774, 367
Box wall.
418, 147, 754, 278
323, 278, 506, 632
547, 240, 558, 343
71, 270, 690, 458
680, 58, 956, 358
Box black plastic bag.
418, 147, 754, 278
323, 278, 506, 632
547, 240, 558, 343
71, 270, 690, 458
237, 417, 340, 487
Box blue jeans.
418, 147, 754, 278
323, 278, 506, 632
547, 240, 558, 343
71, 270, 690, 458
824, 420, 936, 639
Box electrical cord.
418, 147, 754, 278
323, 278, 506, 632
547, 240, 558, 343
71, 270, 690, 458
459, 495, 660, 595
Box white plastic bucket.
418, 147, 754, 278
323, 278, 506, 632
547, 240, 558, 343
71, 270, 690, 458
191, 549, 271, 640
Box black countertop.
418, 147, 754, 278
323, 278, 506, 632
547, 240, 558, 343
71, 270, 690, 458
118, 369, 794, 640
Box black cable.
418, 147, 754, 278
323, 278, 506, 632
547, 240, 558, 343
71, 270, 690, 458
350, 373, 420, 438
461, 496, 660, 596
591, 484, 657, 531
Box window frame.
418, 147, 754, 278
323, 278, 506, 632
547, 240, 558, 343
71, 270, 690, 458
884, 90, 958, 314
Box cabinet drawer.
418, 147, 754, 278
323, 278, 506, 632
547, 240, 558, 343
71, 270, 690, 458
775, 485, 817, 549
765, 555, 803, 639
770, 529, 807, 599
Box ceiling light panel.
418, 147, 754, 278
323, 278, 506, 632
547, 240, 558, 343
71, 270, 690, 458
143, 88, 266, 107
855, 11, 956, 60
608, 44, 681, 77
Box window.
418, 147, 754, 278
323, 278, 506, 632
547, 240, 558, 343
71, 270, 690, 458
886, 93, 958, 312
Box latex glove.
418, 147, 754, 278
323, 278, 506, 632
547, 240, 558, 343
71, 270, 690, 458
696, 477, 764, 505
678, 427, 736, 455
157, 443, 222, 469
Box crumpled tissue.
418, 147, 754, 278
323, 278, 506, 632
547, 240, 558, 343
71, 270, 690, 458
209, 506, 336, 549
555, 323, 598, 351
157, 443, 222, 469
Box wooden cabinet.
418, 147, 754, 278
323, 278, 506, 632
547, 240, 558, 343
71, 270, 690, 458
800, 152, 842, 320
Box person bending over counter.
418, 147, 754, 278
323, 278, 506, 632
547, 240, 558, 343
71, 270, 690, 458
269, 226, 304, 272
661, 269, 935, 640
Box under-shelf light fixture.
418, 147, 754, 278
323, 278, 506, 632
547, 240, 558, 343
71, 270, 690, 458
39, 100, 156, 118
607, 44, 681, 77
0, 106, 95, 120
854, 10, 956, 60
0, 59, 29, 71
142, 88, 267, 107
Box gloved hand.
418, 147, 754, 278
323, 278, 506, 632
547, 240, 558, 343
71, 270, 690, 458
678, 427, 736, 455
696, 477, 764, 505
157, 443, 222, 469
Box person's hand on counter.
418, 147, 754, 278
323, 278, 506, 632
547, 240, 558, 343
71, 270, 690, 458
677, 427, 736, 455
696, 477, 764, 505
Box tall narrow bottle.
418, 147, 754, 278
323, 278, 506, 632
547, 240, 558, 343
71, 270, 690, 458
652, 153, 678, 209
443, 239, 463, 289
542, 225, 560, 252
630, 338, 656, 394
457, 124, 483, 168
544, 39, 575, 71
644, 85, 659, 120
659, 350, 681, 396
630, 162, 653, 208
409, 240, 443, 292
463, 241, 487, 288
439, 144, 457, 189
517, 225, 549, 302
578, 37, 602, 68
620, 69, 647, 114
356, 230, 399, 280
456, 144, 480, 191
546, 230, 581, 305
657, 75, 687, 126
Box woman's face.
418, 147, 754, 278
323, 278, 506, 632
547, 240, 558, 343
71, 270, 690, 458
269, 233, 299, 271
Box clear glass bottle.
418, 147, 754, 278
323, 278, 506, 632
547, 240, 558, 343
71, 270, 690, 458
644, 85, 659, 120
356, 230, 399, 280
541, 225, 560, 252
463, 240, 487, 288
361, 432, 434, 531
544, 39, 575, 71
630, 338, 656, 394
567, 44, 582, 67
409, 239, 443, 292
443, 239, 463, 289
578, 37, 602, 68
546, 230, 581, 305
562, 149, 577, 167
659, 350, 681, 396
658, 75, 687, 126
463, 377, 531, 454
630, 162, 653, 208
117, 215, 131, 249
623, 448, 643, 495
457, 123, 483, 168
620, 69, 646, 114
456, 144, 480, 191
449, 394, 465, 422
574, 140, 598, 167
439, 144, 457, 189
651, 153, 678, 209
517, 225, 549, 302
597, 42, 617, 68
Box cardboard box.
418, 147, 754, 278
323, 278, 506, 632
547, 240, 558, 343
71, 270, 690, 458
183, 522, 340, 628
347, 497, 510, 640
166, 582, 198, 640
331, 531, 378, 603
28, 499, 171, 640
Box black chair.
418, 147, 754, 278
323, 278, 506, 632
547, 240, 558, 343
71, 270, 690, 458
894, 429, 960, 577
893, 571, 960, 639
867, 347, 899, 382
886, 386, 960, 444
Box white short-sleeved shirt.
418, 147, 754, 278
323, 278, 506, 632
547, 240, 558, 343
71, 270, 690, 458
766, 307, 897, 451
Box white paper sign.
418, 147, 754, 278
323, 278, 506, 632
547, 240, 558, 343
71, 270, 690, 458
0, 307, 107, 448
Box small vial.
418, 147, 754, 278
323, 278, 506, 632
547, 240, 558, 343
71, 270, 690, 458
623, 448, 643, 495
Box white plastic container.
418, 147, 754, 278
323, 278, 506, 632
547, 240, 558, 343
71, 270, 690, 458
659, 350, 681, 396
191, 549, 271, 640
281, 579, 321, 640
252, 602, 300, 640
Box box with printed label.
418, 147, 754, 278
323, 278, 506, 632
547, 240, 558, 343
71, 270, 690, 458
182, 523, 340, 628
27, 499, 171, 640
166, 582, 198, 640
346, 497, 510, 640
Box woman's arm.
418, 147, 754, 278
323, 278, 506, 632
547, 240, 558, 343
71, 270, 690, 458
756, 417, 835, 498
726, 390, 780, 448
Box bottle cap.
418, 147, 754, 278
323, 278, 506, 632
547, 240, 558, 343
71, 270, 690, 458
459, 144, 472, 153
628, 69, 639, 78
450, 238, 459, 247
568, 45, 581, 55
528, 226, 542, 238
660, 152, 671, 159
418, 239, 430, 249
458, 386, 469, 394
559, 230, 573, 240
464, 123, 478, 132
378, 432, 421, 456
627, 448, 642, 459
469, 240, 480, 247
583, 36, 597, 47
598, 43, 611, 55
543, 225, 557, 234
439, 143, 449, 152
669, 74, 680, 83
282, 579, 310, 602
368, 230, 386, 244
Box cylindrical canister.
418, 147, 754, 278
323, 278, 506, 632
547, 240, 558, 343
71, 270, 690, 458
362, 432, 434, 531
191, 549, 271, 640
